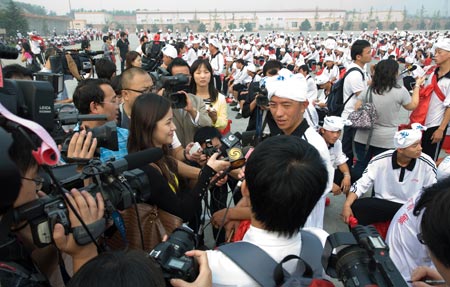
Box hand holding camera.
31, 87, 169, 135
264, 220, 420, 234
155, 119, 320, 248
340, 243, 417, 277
53, 189, 105, 273
206, 152, 230, 173
67, 130, 97, 160
170, 250, 212, 287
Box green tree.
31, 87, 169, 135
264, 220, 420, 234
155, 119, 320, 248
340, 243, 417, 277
102, 25, 109, 33
403, 22, 412, 30
330, 22, 340, 31
167, 24, 174, 31
445, 21, 450, 30
376, 22, 383, 30
0, 0, 28, 37
300, 19, 312, 31
389, 22, 397, 30
228, 23, 237, 30
417, 19, 426, 30
198, 22, 206, 32
315, 21, 323, 31
359, 22, 368, 30
345, 21, 353, 30
243, 22, 253, 32
213, 22, 221, 32
151, 24, 159, 32
431, 21, 441, 29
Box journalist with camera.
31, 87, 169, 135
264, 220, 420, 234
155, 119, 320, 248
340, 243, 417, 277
0, 120, 104, 286
71, 78, 128, 162
166, 58, 212, 147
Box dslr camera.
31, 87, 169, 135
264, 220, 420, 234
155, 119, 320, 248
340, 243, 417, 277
322, 225, 408, 287
149, 226, 199, 283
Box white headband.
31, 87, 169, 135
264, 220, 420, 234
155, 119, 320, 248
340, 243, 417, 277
322, 116, 351, 131
394, 123, 426, 148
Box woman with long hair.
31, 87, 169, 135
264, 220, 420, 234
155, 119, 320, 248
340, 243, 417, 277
21, 42, 34, 66
125, 51, 142, 69
352, 59, 424, 180
127, 93, 229, 222
190, 59, 228, 131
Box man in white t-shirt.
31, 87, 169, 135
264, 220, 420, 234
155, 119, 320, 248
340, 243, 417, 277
342, 125, 437, 226
341, 39, 372, 167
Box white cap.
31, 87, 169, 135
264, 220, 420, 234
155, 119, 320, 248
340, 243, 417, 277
209, 38, 220, 49
405, 56, 414, 64
246, 63, 257, 73
244, 43, 251, 50
265, 75, 307, 102
192, 39, 200, 44
315, 74, 329, 86
323, 56, 334, 62
280, 48, 286, 52
435, 38, 450, 52
322, 116, 351, 131
225, 56, 233, 62
162, 44, 177, 58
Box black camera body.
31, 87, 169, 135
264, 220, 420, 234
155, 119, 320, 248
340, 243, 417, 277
13, 153, 157, 247
13, 195, 70, 248
322, 225, 408, 287
255, 85, 269, 107
161, 74, 190, 109
149, 226, 199, 283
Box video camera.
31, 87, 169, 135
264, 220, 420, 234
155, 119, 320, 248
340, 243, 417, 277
141, 40, 165, 73
50, 48, 104, 78
0, 79, 55, 132
0, 44, 19, 59
160, 73, 190, 109
13, 147, 163, 248
322, 225, 408, 287
255, 84, 269, 107
149, 226, 199, 283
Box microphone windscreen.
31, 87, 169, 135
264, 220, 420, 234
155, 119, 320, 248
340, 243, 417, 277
124, 148, 163, 170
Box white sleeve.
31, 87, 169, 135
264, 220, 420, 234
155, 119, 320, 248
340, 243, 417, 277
171, 131, 182, 149
351, 161, 375, 198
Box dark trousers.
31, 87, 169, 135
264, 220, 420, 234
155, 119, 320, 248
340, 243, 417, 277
352, 197, 402, 226
213, 74, 222, 92
352, 142, 388, 181
421, 126, 448, 161
120, 59, 125, 73
342, 126, 355, 168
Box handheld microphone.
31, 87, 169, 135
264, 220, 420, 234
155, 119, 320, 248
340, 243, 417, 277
399, 65, 417, 75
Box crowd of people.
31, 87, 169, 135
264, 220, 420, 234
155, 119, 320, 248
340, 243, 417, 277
2, 25, 450, 287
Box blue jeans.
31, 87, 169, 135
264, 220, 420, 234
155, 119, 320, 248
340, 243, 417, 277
352, 142, 388, 181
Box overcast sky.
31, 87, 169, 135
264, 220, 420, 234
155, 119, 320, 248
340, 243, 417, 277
17, 0, 446, 16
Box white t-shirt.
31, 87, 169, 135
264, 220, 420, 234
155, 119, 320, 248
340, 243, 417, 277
424, 72, 450, 128
386, 195, 435, 282
341, 63, 368, 120
207, 226, 302, 287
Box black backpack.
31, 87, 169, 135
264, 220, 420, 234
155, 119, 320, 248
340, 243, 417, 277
326, 67, 365, 116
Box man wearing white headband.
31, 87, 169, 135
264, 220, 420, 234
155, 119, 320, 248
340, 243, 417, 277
342, 124, 437, 226
320, 116, 352, 195
266, 75, 334, 229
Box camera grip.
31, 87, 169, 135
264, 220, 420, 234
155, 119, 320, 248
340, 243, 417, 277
72, 218, 106, 246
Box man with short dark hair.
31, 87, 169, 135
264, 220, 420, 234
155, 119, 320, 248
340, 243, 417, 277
206, 136, 328, 286
116, 31, 129, 73
95, 58, 117, 80
72, 79, 128, 162
341, 39, 372, 167
265, 75, 334, 228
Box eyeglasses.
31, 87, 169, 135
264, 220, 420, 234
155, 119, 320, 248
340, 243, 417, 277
21, 176, 44, 192
417, 232, 426, 245
123, 86, 154, 94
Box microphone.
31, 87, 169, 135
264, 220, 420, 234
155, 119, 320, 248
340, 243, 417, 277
399, 65, 417, 75
103, 148, 164, 174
